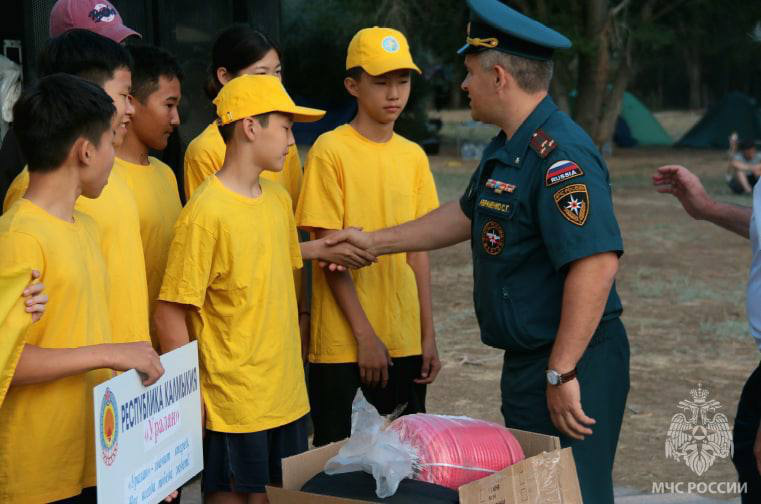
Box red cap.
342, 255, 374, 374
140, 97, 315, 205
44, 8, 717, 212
49, 0, 141, 43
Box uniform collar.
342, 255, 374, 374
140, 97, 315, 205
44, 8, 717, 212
485, 94, 557, 168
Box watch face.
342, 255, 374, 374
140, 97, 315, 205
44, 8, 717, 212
546, 370, 559, 385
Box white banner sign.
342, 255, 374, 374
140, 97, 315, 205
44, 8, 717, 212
94, 341, 203, 504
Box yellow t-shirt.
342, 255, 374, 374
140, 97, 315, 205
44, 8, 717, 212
184, 123, 306, 299
159, 176, 308, 433
183, 122, 303, 205
295, 124, 439, 364
0, 268, 33, 409
113, 156, 182, 345
4, 169, 151, 345
0, 199, 112, 503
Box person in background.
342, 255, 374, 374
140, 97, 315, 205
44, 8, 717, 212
115, 44, 183, 347
0, 0, 141, 205
728, 139, 761, 194
654, 163, 761, 503
184, 24, 311, 351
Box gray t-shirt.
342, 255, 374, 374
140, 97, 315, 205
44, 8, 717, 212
747, 183, 761, 350
733, 151, 761, 165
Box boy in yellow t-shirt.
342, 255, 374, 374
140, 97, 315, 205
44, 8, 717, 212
184, 25, 310, 345
114, 44, 183, 346
0, 74, 164, 504
3, 30, 151, 347
154, 75, 373, 502
295, 27, 441, 446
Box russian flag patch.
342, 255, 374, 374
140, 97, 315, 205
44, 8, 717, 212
545, 160, 584, 187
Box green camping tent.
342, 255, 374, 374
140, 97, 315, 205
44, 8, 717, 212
566, 90, 672, 147
676, 92, 761, 149
618, 92, 673, 146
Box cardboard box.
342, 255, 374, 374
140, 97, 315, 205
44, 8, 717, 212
267, 427, 582, 503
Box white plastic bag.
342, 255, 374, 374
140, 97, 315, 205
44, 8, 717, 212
0, 55, 22, 142
324, 391, 416, 498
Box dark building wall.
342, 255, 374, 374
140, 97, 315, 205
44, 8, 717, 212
1, 0, 281, 152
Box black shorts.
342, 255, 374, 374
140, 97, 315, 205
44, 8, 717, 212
201, 414, 308, 494
50, 487, 97, 504
308, 355, 427, 447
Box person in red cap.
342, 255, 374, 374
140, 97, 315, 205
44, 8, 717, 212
0, 1, 142, 203
49, 0, 141, 43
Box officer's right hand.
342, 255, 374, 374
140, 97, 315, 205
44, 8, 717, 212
652, 165, 714, 221
356, 329, 392, 388
107, 342, 165, 386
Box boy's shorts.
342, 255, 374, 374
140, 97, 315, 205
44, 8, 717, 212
201, 414, 308, 494
51, 487, 97, 504
308, 354, 427, 447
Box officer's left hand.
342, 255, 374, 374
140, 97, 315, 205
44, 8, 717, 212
547, 379, 596, 440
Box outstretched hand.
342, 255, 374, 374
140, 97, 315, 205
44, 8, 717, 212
318, 228, 377, 271
325, 227, 374, 251
652, 165, 714, 220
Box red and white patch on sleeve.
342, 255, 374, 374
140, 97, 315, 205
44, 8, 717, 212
545, 160, 584, 187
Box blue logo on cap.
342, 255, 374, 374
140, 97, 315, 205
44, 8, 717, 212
381, 36, 400, 53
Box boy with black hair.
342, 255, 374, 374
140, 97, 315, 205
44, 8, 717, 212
4, 29, 151, 347
115, 44, 183, 344
0, 73, 164, 504
154, 75, 374, 503
295, 27, 441, 446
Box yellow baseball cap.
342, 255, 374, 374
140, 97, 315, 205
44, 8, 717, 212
346, 27, 421, 76
213, 74, 325, 126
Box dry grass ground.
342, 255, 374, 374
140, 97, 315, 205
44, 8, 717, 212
425, 144, 758, 499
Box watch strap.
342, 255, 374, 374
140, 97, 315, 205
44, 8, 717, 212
558, 368, 577, 384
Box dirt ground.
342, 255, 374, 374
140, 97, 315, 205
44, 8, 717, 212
424, 145, 758, 498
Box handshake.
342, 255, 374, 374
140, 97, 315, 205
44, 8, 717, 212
313, 227, 377, 271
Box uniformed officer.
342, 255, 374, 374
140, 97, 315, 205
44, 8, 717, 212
325, 1, 629, 502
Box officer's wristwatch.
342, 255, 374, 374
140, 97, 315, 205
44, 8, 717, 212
546, 368, 577, 386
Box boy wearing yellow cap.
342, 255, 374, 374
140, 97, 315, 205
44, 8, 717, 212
153, 75, 375, 502
295, 27, 441, 446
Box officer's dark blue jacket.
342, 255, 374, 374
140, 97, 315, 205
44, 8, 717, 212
460, 95, 624, 352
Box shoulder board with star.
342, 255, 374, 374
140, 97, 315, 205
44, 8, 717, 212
529, 129, 557, 159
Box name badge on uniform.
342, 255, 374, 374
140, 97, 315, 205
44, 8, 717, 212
485, 179, 516, 194
478, 198, 511, 215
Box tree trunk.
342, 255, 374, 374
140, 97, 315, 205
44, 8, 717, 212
573, 0, 610, 142
551, 77, 571, 114
685, 45, 702, 109
595, 56, 631, 146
